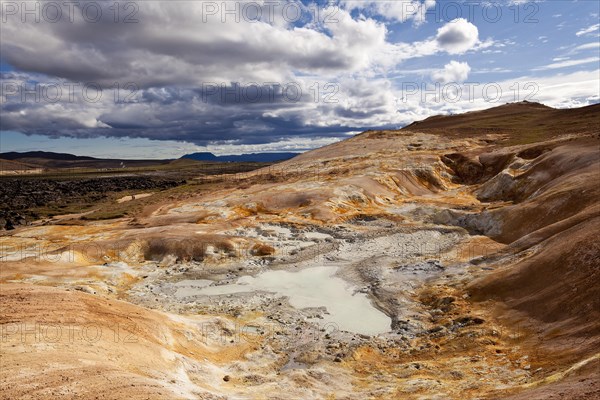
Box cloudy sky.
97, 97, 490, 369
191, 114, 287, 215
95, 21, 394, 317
1, 0, 599, 158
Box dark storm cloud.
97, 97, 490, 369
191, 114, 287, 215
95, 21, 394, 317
0, 1, 484, 146
0, 74, 374, 145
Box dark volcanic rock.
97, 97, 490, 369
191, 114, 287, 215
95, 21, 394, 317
0, 176, 183, 229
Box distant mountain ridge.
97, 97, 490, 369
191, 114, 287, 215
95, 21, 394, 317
2, 151, 300, 164
181, 152, 299, 163
0, 151, 98, 161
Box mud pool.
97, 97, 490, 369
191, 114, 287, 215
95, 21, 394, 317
179, 266, 391, 335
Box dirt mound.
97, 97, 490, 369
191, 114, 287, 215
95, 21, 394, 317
469, 216, 600, 353
142, 234, 237, 262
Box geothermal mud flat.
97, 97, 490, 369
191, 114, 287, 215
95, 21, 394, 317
135, 223, 462, 338
1, 103, 599, 399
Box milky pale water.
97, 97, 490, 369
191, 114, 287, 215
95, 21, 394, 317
176, 267, 391, 336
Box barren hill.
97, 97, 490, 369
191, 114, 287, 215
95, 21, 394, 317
405, 101, 600, 143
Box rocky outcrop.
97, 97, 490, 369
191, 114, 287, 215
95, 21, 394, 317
440, 153, 485, 184
0, 210, 28, 230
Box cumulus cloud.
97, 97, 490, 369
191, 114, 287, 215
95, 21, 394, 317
435, 18, 480, 54
431, 61, 471, 83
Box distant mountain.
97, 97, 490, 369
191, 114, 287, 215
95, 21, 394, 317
182, 152, 218, 161
181, 152, 299, 163
0, 151, 175, 169
0, 150, 299, 169
0, 151, 99, 161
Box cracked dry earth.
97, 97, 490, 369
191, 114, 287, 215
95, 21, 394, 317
1, 102, 599, 399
